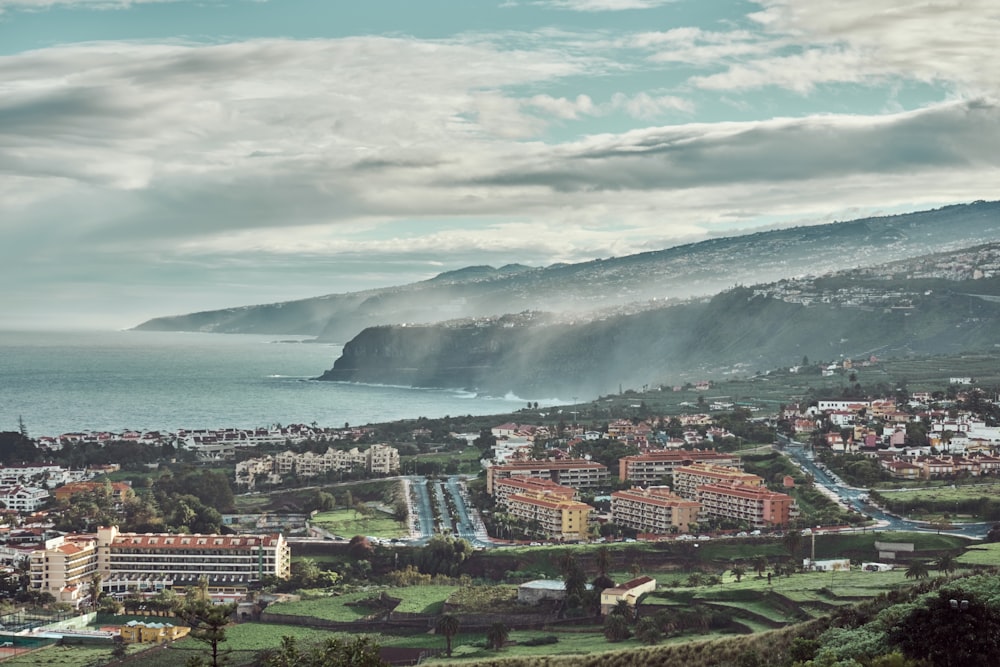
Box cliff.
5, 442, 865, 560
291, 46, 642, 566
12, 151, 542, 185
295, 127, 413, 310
318, 283, 1000, 397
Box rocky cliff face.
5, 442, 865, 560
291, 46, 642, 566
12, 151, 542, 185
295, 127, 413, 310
318, 285, 1000, 398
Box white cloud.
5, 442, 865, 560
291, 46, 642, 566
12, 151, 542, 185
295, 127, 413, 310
521, 0, 676, 11
0, 0, 192, 11
696, 0, 1000, 96
609, 91, 693, 118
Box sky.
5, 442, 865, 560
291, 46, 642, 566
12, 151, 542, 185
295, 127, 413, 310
1, 0, 998, 330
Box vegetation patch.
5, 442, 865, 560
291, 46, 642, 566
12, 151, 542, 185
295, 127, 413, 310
311, 508, 407, 539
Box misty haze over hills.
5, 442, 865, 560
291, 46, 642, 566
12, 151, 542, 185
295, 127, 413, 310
136, 201, 1000, 340
136, 201, 1000, 398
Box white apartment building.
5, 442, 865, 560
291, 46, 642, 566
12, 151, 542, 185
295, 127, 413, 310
486, 459, 609, 494
238, 444, 400, 487
0, 485, 50, 512
29, 526, 290, 607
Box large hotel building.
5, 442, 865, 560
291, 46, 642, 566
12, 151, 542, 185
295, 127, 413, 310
506, 490, 594, 541
611, 487, 700, 534
618, 449, 739, 485
30, 526, 290, 606
672, 463, 763, 499
492, 477, 577, 508
695, 483, 797, 528
486, 459, 609, 494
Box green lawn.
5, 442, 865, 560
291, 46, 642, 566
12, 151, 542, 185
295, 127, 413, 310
957, 541, 1000, 566
390, 585, 460, 615
264, 589, 384, 622
311, 508, 407, 539
0, 643, 143, 666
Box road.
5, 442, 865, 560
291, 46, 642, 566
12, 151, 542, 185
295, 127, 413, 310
777, 434, 989, 539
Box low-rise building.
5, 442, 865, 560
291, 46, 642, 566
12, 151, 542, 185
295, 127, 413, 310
611, 487, 699, 534
0, 485, 50, 512
600, 576, 656, 615
119, 620, 190, 643
238, 444, 400, 487
53, 481, 134, 505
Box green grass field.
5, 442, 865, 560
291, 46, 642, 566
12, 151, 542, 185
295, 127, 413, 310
957, 541, 1000, 566
0, 643, 143, 666
264, 589, 383, 622
391, 585, 460, 615
878, 483, 1000, 503
311, 508, 407, 539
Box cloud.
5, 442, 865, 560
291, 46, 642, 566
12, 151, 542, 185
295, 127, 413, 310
0, 0, 195, 11
513, 0, 676, 11
693, 0, 1000, 96
468, 99, 1000, 191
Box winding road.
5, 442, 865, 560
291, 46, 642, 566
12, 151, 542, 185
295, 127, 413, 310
777, 434, 990, 539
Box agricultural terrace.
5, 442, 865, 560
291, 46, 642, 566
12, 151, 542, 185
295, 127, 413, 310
956, 541, 1000, 566
872, 484, 1000, 522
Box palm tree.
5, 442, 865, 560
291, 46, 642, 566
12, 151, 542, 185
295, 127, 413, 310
905, 561, 931, 580
783, 529, 803, 560
435, 613, 460, 657
730, 565, 746, 583
486, 622, 509, 651
635, 616, 662, 645
752, 555, 769, 578
935, 554, 957, 575
611, 599, 634, 623
89, 571, 103, 609
595, 546, 612, 576
603, 613, 630, 642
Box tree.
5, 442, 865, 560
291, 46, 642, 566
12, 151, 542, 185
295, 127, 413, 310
435, 613, 460, 657
752, 555, 769, 578
595, 546, 612, 577
486, 622, 509, 651
635, 616, 662, 645
603, 612, 630, 642
110, 636, 128, 661
611, 599, 634, 623
261, 635, 387, 667
89, 571, 103, 609
889, 590, 1000, 667
173, 595, 237, 667
905, 561, 930, 581
935, 554, 957, 575
783, 529, 803, 561
730, 565, 746, 583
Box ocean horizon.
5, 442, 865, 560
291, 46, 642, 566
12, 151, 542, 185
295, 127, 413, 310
0, 330, 557, 439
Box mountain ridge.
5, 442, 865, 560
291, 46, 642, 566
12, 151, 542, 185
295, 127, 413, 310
133, 200, 1000, 344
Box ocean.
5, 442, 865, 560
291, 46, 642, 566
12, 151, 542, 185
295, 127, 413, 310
0, 330, 538, 438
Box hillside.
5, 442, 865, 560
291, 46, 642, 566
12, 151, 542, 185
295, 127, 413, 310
133, 201, 1000, 342
318, 273, 1000, 398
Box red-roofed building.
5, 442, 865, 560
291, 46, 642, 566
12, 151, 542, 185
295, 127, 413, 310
694, 483, 797, 528
611, 487, 699, 534
618, 449, 738, 485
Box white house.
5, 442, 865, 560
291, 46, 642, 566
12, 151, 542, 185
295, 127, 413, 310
0, 485, 50, 512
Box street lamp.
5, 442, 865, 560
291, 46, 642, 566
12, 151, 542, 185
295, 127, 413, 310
950, 599, 970, 612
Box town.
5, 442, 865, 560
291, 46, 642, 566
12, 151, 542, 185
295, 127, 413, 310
2, 355, 1000, 666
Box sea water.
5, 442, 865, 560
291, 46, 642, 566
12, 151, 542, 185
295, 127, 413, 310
0, 330, 536, 438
